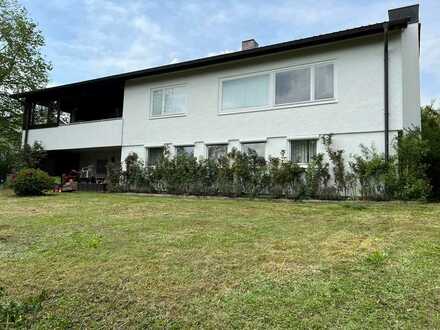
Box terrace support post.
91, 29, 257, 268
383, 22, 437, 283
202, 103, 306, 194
22, 99, 32, 146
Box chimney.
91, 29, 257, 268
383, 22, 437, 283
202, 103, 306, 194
388, 4, 419, 24
242, 39, 259, 51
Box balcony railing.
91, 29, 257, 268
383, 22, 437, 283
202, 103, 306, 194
26, 118, 123, 151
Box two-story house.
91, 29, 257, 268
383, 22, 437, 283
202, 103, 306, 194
14, 5, 421, 179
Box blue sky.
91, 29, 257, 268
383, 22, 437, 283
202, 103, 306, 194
21, 0, 439, 106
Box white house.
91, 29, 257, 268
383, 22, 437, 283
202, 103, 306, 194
15, 5, 421, 179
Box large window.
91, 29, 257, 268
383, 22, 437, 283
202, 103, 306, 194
275, 67, 311, 104
151, 85, 187, 117
291, 140, 317, 164
242, 142, 266, 158
207, 144, 227, 160
221, 74, 270, 111
220, 62, 335, 114
275, 63, 334, 105
147, 147, 165, 166
176, 145, 195, 157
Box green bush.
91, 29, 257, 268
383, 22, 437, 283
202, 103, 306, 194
105, 128, 432, 201
12, 168, 55, 196
395, 127, 431, 200
268, 151, 304, 199
305, 153, 331, 199
349, 145, 392, 200
421, 104, 440, 200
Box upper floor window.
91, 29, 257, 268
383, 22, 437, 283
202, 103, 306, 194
242, 142, 266, 159
314, 63, 334, 100
290, 139, 317, 164
220, 61, 335, 114
221, 74, 270, 111
176, 145, 194, 157
151, 85, 187, 117
275, 67, 311, 104
207, 144, 228, 160
275, 63, 335, 105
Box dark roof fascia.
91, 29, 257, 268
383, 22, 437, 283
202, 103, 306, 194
13, 18, 408, 99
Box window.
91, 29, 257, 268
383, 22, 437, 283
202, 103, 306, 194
207, 144, 227, 160
147, 147, 165, 166
176, 145, 195, 157
275, 67, 311, 104
221, 74, 270, 111
151, 85, 187, 117
242, 142, 266, 158
315, 63, 334, 100
291, 140, 317, 163
31, 103, 58, 127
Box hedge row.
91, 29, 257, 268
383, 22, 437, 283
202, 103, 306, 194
107, 132, 430, 201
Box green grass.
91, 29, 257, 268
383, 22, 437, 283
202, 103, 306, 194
1, 190, 440, 328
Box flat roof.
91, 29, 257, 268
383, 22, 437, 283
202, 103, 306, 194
13, 17, 409, 99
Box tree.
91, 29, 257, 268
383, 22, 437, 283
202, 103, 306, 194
421, 104, 440, 199
0, 0, 51, 180
0, 0, 51, 144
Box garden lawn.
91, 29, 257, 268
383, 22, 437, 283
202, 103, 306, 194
1, 190, 440, 328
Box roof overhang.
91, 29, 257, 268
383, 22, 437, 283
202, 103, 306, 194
12, 17, 409, 99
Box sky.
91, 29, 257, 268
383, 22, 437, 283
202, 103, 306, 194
21, 0, 440, 106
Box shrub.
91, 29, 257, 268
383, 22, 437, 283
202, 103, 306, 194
349, 145, 392, 200
322, 134, 349, 196
12, 168, 55, 196
395, 128, 431, 200
105, 129, 431, 202
124, 153, 152, 193
268, 151, 304, 199
106, 161, 123, 192
421, 104, 440, 199
305, 153, 331, 199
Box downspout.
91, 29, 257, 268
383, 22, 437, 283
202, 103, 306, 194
383, 22, 390, 162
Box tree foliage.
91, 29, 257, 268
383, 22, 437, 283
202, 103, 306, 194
421, 104, 440, 199
0, 0, 51, 146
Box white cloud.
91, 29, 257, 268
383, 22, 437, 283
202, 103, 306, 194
34, 0, 440, 103
45, 0, 178, 83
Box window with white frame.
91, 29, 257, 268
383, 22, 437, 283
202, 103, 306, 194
290, 140, 317, 164
275, 67, 311, 104
221, 74, 270, 111
151, 85, 187, 117
207, 144, 228, 160
147, 147, 165, 166
219, 62, 335, 113
176, 145, 195, 157
314, 63, 334, 100
242, 142, 266, 158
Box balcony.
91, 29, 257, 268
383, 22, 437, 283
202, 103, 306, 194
22, 79, 125, 151
27, 118, 123, 150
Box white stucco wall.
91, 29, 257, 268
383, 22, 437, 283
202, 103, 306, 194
120, 30, 419, 162
401, 23, 421, 129
25, 25, 420, 163
27, 118, 123, 151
